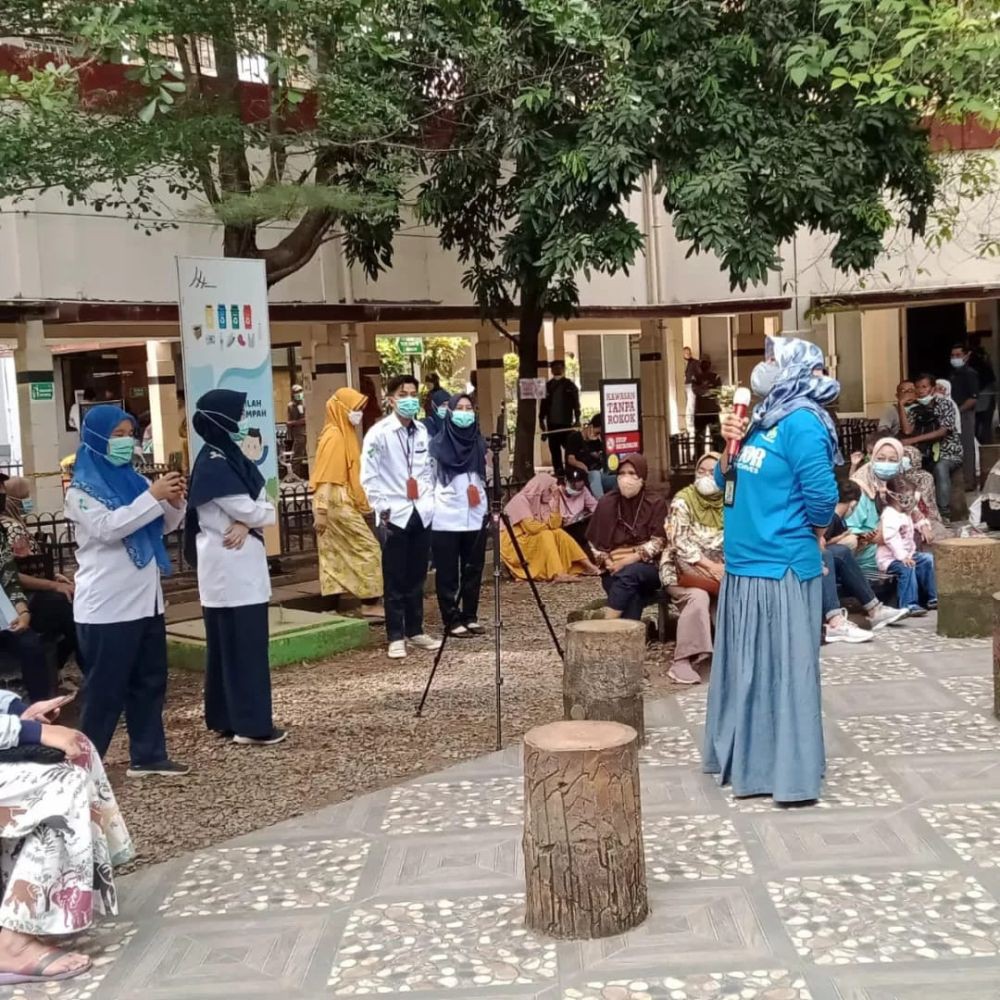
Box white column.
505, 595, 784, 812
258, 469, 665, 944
146, 341, 182, 466
15, 321, 62, 513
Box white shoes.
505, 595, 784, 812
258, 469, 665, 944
386, 634, 442, 659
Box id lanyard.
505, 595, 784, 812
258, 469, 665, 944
399, 427, 419, 500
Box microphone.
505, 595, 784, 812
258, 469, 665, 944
726, 387, 752, 460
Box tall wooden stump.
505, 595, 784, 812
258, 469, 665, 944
981, 444, 1000, 490
936, 537, 1000, 638
563, 619, 645, 744
523, 720, 647, 939
993, 593, 1000, 720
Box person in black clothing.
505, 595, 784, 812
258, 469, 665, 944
565, 413, 614, 497
969, 340, 996, 445
539, 359, 580, 477
683, 347, 699, 435
949, 342, 979, 489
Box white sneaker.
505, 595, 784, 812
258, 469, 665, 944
868, 604, 909, 630
825, 613, 874, 644
408, 633, 442, 651
387, 640, 407, 659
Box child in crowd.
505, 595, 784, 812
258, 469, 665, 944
877, 477, 938, 617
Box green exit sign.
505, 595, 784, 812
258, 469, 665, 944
30, 382, 54, 401
397, 337, 424, 356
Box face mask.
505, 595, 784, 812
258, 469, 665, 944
294, 393, 304, 402
19, 499, 33, 515
396, 397, 421, 420
618, 475, 642, 499
451, 410, 476, 429
750, 361, 780, 398
436, 406, 449, 419
901, 456, 912, 472
695, 475, 720, 497
230, 419, 250, 444
107, 437, 136, 466
889, 490, 918, 513
872, 460, 900, 480
917, 394, 934, 405
951, 358, 965, 369
565, 486, 581, 497
348, 410, 364, 427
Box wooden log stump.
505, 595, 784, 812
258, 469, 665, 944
563, 619, 646, 744
981, 444, 1000, 490
936, 537, 1000, 638
523, 720, 647, 939
993, 593, 1000, 720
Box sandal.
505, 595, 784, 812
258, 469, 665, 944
0, 948, 92, 986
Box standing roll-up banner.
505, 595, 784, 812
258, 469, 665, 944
176, 256, 281, 556
600, 378, 643, 474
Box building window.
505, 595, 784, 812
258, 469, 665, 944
577, 334, 634, 391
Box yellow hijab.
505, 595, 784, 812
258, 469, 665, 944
311, 387, 369, 511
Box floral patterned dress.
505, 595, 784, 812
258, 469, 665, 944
0, 692, 133, 936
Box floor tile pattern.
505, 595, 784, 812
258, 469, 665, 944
20, 616, 1000, 1000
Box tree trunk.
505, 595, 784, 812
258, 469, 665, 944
513, 287, 543, 483
936, 537, 1000, 637
563, 619, 646, 744
523, 720, 647, 940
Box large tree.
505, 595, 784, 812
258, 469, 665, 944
2, 0, 998, 477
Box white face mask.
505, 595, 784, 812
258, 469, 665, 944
695, 475, 720, 497
348, 410, 364, 426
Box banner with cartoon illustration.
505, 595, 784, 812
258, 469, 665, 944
176, 256, 280, 555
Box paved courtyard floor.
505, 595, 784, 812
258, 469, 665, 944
8, 614, 1000, 1000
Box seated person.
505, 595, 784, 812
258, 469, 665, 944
901, 446, 948, 543
557, 468, 598, 549
587, 454, 667, 621
659, 452, 723, 684
564, 414, 615, 498
877, 477, 938, 617
500, 474, 599, 582
822, 481, 909, 643
0, 479, 77, 672
0, 692, 132, 986
848, 436, 904, 574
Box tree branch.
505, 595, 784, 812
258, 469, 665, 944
488, 316, 519, 347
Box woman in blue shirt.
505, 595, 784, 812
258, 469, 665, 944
704, 337, 839, 805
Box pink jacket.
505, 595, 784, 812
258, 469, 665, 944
877, 507, 916, 572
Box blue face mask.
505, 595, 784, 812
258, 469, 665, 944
107, 436, 136, 466
951, 357, 966, 368
396, 397, 421, 420
565, 486, 581, 497
872, 460, 900, 480
901, 456, 912, 473
19, 499, 33, 515
230, 419, 250, 443
451, 410, 476, 429
436, 406, 448, 419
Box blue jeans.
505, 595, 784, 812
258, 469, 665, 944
888, 552, 937, 610
930, 456, 962, 516
587, 470, 617, 499
821, 544, 878, 619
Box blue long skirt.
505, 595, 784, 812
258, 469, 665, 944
703, 569, 824, 803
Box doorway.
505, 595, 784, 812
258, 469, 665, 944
906, 303, 967, 379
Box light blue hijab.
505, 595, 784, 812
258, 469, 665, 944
752, 336, 843, 463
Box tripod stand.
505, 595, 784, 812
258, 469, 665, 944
415, 404, 565, 750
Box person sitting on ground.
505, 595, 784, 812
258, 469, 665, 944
821, 480, 909, 644
500, 474, 599, 582
564, 414, 614, 498
899, 373, 962, 519
877, 477, 938, 617
311, 387, 384, 619
587, 454, 667, 620
659, 452, 724, 684
556, 467, 598, 549
0, 692, 132, 986
0, 478, 78, 675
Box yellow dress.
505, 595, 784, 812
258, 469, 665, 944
314, 483, 383, 598
500, 512, 591, 581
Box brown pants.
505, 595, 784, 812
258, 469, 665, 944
668, 585, 716, 663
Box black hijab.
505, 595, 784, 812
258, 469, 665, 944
428, 394, 487, 485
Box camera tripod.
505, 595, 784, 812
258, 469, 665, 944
415, 403, 565, 750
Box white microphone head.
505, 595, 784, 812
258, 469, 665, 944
733, 387, 752, 407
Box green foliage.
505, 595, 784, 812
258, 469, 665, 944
375, 337, 472, 394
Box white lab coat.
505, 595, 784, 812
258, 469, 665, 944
194, 489, 275, 608
64, 486, 186, 625
432, 472, 488, 533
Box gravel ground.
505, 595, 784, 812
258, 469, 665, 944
107, 578, 682, 871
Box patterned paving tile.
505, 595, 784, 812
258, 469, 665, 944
921, 801, 1000, 868
823, 680, 959, 717
752, 810, 941, 872
381, 776, 522, 834
678, 694, 707, 727
563, 970, 812, 999
768, 870, 1000, 965
939, 674, 993, 711
159, 839, 369, 916
640, 727, 702, 768
837, 711, 1000, 755
327, 893, 557, 994
727, 758, 902, 813
886, 753, 1000, 798
831, 970, 1000, 998
5, 923, 137, 1000
643, 814, 753, 882
821, 654, 923, 685
877, 630, 989, 656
